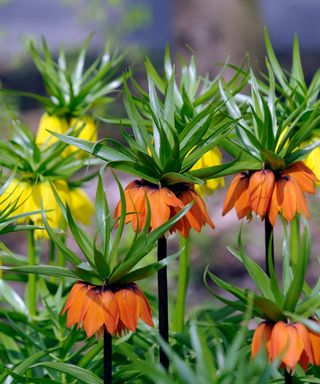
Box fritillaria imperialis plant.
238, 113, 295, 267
205, 220, 320, 380
25, 37, 124, 152
2, 30, 320, 384
3, 172, 191, 381
50, 49, 245, 368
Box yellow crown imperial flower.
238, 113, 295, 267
191, 147, 225, 196
304, 141, 320, 184
36, 114, 97, 156
36, 113, 69, 147
0, 178, 94, 238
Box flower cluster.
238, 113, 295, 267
62, 282, 154, 338
114, 180, 215, 238
251, 321, 320, 372
0, 179, 93, 237
223, 162, 317, 225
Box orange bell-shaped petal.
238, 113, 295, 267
62, 282, 154, 338
249, 170, 275, 219
115, 287, 140, 332
251, 322, 273, 360
308, 327, 320, 366
101, 290, 119, 335
282, 161, 317, 194
270, 322, 305, 371
222, 172, 251, 219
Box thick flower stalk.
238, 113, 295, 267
222, 162, 317, 225
251, 321, 320, 372
114, 180, 214, 238
62, 282, 153, 338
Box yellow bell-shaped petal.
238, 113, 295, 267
304, 144, 320, 184
191, 147, 225, 196
0, 179, 31, 217
68, 116, 97, 154
0, 178, 94, 239
69, 188, 94, 225
36, 113, 68, 147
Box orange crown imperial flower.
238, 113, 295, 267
62, 282, 154, 338
251, 321, 320, 372
114, 180, 215, 238
223, 162, 317, 225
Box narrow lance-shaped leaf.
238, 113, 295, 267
96, 170, 110, 259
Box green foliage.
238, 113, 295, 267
3, 171, 191, 286
2, 36, 124, 118
2, 30, 320, 383
51, 50, 250, 184
205, 219, 320, 324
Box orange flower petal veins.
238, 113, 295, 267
82, 291, 105, 337
309, 329, 320, 366
115, 287, 140, 332
251, 322, 272, 360
222, 173, 250, 216
268, 182, 279, 226
249, 170, 275, 219
283, 162, 317, 193
271, 322, 304, 371
66, 284, 90, 328
63, 282, 154, 338
295, 323, 313, 369
62, 282, 83, 315
101, 290, 119, 335
148, 189, 171, 230
133, 287, 154, 327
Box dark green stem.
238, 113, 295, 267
284, 370, 292, 384
104, 331, 112, 384
157, 236, 169, 370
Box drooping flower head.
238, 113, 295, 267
218, 33, 320, 225
114, 180, 214, 238
3, 174, 191, 338
0, 120, 94, 238
223, 162, 317, 225
251, 321, 320, 372
62, 282, 153, 338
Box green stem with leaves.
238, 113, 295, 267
27, 229, 37, 317
173, 235, 190, 333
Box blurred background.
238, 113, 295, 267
1, 0, 320, 310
